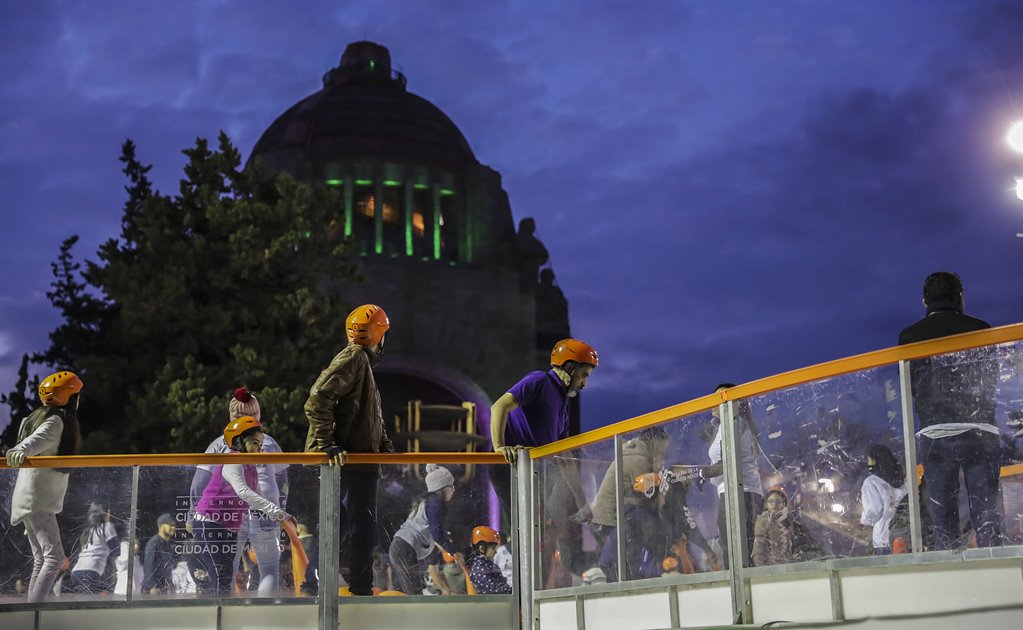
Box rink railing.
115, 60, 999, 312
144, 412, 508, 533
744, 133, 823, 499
525, 322, 1023, 628
5, 323, 1023, 629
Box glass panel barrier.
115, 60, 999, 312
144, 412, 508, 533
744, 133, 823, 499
0, 465, 133, 604
378, 462, 508, 596
909, 340, 1023, 551
618, 412, 728, 583
742, 364, 904, 565
136, 462, 318, 601
535, 440, 614, 589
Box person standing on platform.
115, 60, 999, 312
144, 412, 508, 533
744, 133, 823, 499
899, 271, 1002, 549
304, 304, 395, 596
5, 371, 83, 603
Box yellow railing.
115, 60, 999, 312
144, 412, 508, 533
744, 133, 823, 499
0, 452, 504, 469
531, 321, 1023, 458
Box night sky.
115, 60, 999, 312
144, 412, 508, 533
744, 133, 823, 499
2, 1, 1023, 434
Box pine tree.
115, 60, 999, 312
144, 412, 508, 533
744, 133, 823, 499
30, 133, 361, 453
0, 354, 37, 450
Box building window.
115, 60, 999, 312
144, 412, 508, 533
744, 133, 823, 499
411, 188, 431, 258
381, 187, 402, 256
354, 185, 374, 254
439, 193, 459, 262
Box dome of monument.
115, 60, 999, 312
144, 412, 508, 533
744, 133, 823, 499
249, 41, 477, 171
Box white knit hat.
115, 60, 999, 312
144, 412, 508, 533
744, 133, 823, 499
229, 387, 261, 421
425, 464, 455, 493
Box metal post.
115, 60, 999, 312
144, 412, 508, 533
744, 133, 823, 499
318, 464, 341, 630
898, 360, 924, 553
126, 465, 140, 604
510, 460, 521, 630
516, 451, 535, 630
828, 569, 844, 620
613, 435, 627, 582
721, 400, 752, 623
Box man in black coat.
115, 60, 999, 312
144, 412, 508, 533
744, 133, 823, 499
899, 271, 1002, 550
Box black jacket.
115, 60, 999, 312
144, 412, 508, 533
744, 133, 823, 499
898, 306, 996, 428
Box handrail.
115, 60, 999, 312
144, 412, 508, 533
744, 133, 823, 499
531, 321, 1023, 458
0, 451, 505, 469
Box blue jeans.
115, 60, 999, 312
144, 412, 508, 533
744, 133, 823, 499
193, 520, 238, 594
919, 431, 1002, 550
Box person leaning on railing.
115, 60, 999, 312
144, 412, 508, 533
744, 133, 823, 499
898, 271, 1002, 550
489, 338, 598, 577
303, 304, 395, 596
4, 371, 83, 603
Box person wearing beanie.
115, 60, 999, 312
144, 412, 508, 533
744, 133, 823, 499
66, 502, 119, 594
188, 387, 289, 596
304, 304, 395, 596
388, 465, 459, 595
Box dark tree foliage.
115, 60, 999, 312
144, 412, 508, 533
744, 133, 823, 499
27, 134, 361, 453
0, 355, 38, 451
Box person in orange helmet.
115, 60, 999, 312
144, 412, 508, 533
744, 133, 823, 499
193, 416, 288, 594
489, 339, 597, 576
466, 526, 511, 594
304, 304, 395, 596
5, 371, 83, 603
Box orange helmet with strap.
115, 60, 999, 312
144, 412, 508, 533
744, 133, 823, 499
346, 304, 390, 347
224, 415, 262, 449
38, 371, 84, 406
471, 525, 501, 545
550, 339, 598, 369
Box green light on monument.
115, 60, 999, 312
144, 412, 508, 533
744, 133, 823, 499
355, 179, 373, 186
439, 188, 455, 196
369, 60, 376, 70
325, 179, 343, 186
383, 180, 401, 187
413, 183, 429, 190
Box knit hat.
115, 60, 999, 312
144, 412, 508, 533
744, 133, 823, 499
229, 387, 261, 421
157, 513, 175, 528
581, 567, 607, 585
425, 464, 455, 493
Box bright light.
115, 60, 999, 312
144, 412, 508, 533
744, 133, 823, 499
1009, 122, 1023, 154
831, 503, 846, 514
818, 478, 835, 493
1016, 177, 1023, 201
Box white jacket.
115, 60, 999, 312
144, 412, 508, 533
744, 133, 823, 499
859, 474, 909, 549
9, 413, 69, 525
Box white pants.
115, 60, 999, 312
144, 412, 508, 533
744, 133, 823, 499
23, 512, 65, 603
235, 517, 281, 596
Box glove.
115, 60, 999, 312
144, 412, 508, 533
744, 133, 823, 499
6, 450, 26, 468
569, 504, 593, 524
324, 445, 347, 466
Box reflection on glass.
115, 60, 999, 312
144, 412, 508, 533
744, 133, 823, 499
746, 366, 903, 564
0, 467, 132, 604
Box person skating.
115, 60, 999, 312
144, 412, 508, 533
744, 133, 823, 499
304, 304, 395, 596
190, 387, 288, 595
193, 416, 287, 594
387, 464, 459, 595
5, 371, 83, 603
66, 502, 119, 594
466, 525, 512, 594
859, 444, 910, 554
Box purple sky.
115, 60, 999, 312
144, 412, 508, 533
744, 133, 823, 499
2, 1, 1023, 433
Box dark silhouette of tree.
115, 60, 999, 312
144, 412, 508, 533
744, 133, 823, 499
26, 134, 361, 453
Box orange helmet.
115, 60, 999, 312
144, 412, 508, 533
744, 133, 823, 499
662, 556, 679, 572
471, 525, 501, 545
224, 415, 262, 449
38, 371, 84, 406
550, 339, 599, 368
346, 304, 390, 346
